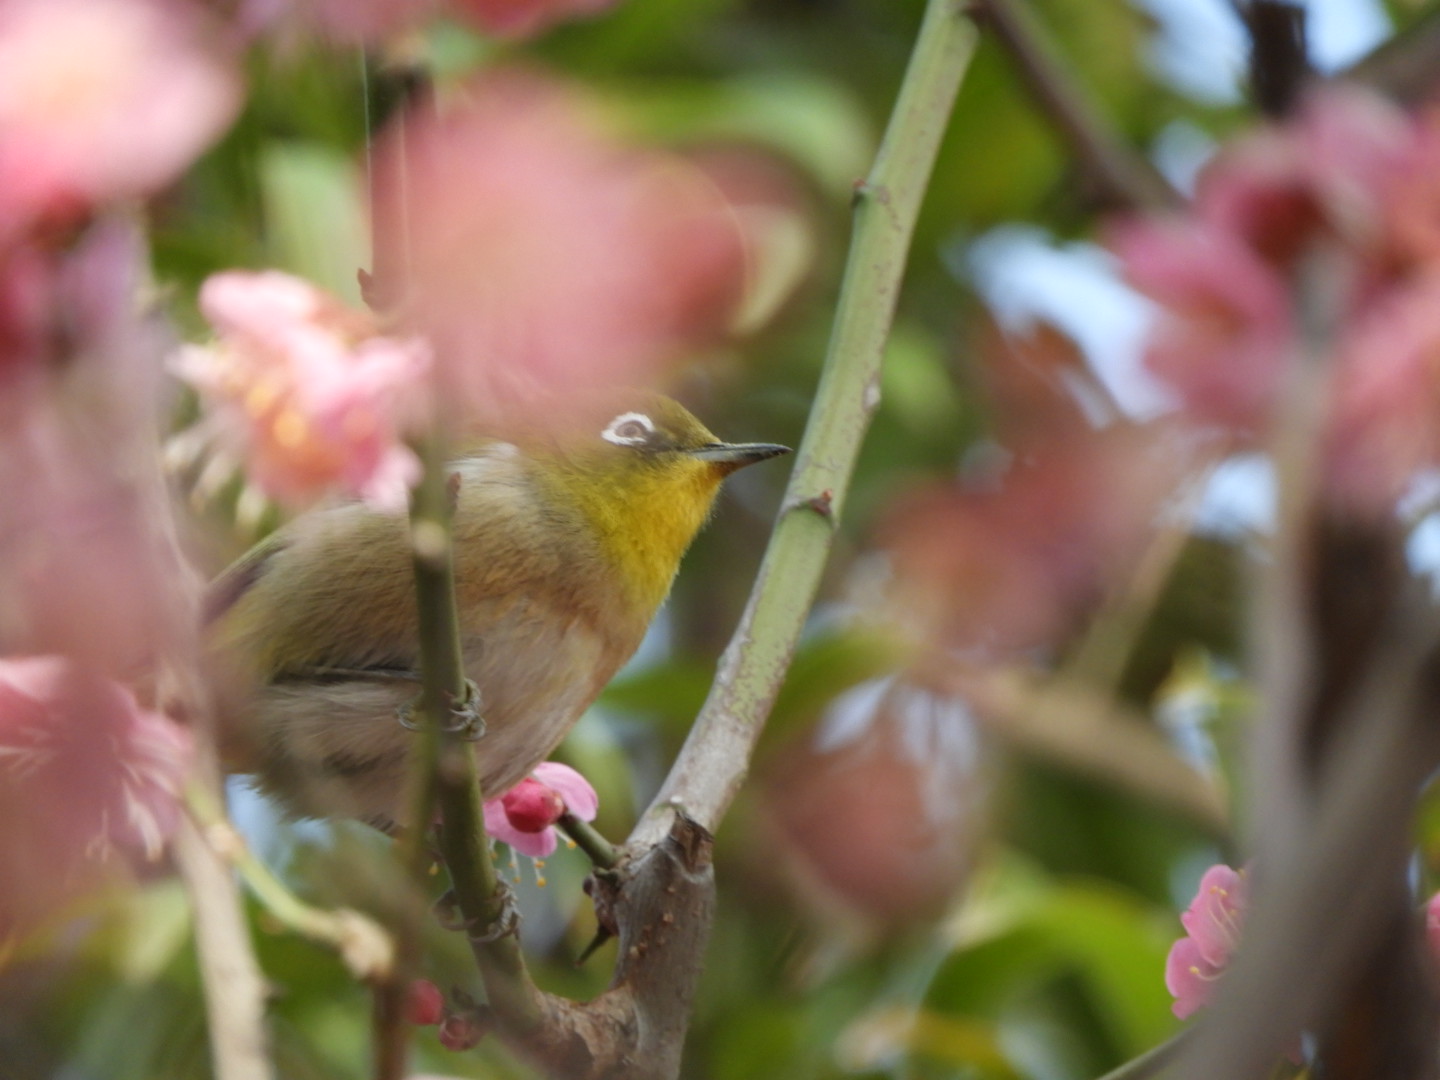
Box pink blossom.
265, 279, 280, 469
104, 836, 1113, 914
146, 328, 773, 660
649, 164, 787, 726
0, 0, 240, 240
175, 270, 430, 511
1325, 272, 1440, 510
483, 762, 597, 858
241, 0, 618, 44
1, 221, 189, 677
884, 388, 1182, 659
0, 655, 192, 940
759, 679, 986, 929
381, 71, 745, 437
1110, 217, 1292, 430
452, 0, 621, 39
1165, 863, 1247, 1019
1195, 87, 1410, 268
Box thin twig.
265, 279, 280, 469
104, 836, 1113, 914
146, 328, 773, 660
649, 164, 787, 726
174, 759, 274, 1080
972, 0, 1181, 212
186, 785, 394, 980
630, 0, 980, 851
561, 814, 620, 871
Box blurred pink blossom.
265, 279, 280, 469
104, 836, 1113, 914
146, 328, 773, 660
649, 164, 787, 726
453, 0, 620, 38
0, 655, 192, 941
884, 386, 1182, 659
244, 0, 617, 43
1109, 218, 1291, 431
1115, 87, 1440, 507
1324, 272, 1440, 510
1, 221, 190, 676
483, 761, 597, 858
1165, 863, 1248, 1019
1195, 88, 1410, 269
381, 71, 745, 435
174, 270, 431, 511
0, 0, 239, 241
760, 679, 987, 931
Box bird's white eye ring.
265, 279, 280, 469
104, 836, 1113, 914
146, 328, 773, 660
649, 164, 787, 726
602, 412, 655, 446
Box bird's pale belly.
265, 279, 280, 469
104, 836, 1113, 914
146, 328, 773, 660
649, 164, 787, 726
250, 598, 619, 828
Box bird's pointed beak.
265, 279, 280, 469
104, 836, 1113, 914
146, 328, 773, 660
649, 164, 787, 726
688, 442, 792, 473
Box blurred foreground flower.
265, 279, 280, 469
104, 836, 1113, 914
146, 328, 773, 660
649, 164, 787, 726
759, 678, 988, 934
1, 222, 191, 675
0, 0, 239, 241
1165, 863, 1247, 1019
881, 323, 1186, 658
453, 0, 621, 38
380, 71, 745, 435
0, 655, 192, 944
1113, 87, 1440, 512
173, 270, 430, 511
254, 0, 619, 44
483, 761, 597, 858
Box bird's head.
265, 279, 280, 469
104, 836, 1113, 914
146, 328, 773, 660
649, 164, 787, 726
526, 393, 790, 608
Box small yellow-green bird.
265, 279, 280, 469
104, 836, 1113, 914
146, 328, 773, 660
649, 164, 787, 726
207, 394, 788, 829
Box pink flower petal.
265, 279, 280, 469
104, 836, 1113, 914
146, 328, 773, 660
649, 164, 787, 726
1179, 863, 1247, 968
482, 797, 559, 858
1165, 936, 1222, 1020
531, 761, 598, 821
0, 656, 192, 938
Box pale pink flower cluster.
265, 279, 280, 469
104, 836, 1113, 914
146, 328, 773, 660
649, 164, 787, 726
0, 0, 238, 379
483, 761, 598, 858
0, 656, 192, 941
382, 70, 745, 435
1112, 88, 1440, 512
175, 271, 431, 512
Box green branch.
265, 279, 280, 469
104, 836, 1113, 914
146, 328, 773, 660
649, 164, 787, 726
403, 432, 526, 978
630, 0, 978, 849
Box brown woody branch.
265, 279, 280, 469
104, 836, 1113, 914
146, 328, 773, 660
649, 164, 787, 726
971, 0, 1181, 213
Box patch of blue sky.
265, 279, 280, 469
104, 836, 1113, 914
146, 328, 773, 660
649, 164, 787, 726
962, 224, 1172, 418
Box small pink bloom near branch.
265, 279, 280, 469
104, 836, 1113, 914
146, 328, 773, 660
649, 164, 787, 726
1165, 863, 1248, 1020
483, 761, 598, 858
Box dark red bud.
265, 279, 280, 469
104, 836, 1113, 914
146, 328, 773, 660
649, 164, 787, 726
407, 979, 444, 1027
500, 777, 566, 833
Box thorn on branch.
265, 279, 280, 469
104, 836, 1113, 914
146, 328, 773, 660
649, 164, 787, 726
802, 489, 835, 519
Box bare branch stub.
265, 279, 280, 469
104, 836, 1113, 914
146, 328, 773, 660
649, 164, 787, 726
489, 813, 717, 1080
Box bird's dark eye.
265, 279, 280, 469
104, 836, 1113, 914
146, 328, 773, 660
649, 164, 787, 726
602, 412, 656, 446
